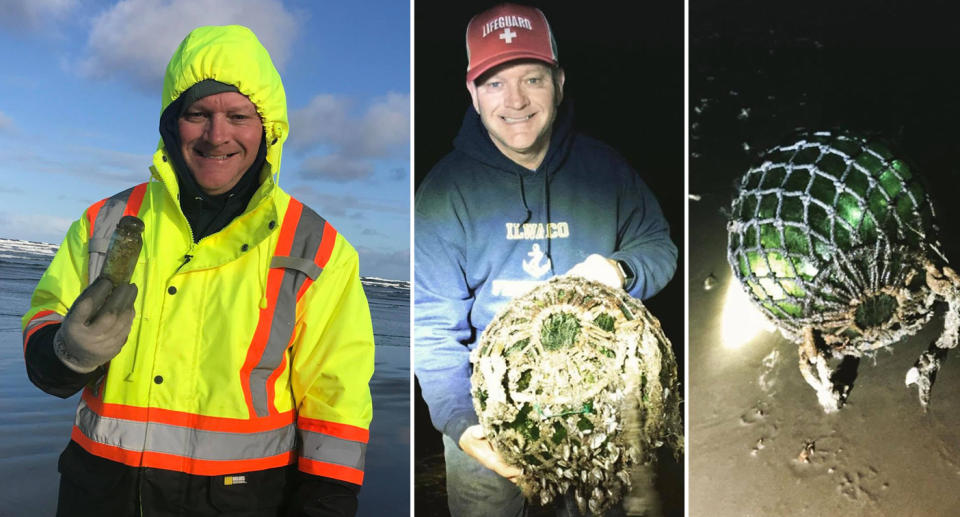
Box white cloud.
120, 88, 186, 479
0, 144, 151, 185
289, 92, 409, 182
77, 0, 299, 90
300, 154, 375, 183
290, 92, 409, 157
355, 246, 409, 281
0, 211, 73, 244
288, 185, 408, 218
74, 146, 154, 183
353, 93, 410, 157
289, 95, 348, 147
0, 0, 77, 31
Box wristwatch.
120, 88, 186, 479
615, 259, 635, 287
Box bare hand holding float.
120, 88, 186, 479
459, 424, 522, 482
564, 253, 624, 290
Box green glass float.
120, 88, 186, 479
470, 276, 682, 515
727, 130, 960, 411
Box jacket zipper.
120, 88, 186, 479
175, 253, 193, 273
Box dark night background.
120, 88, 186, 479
413, 1, 684, 515
691, 0, 960, 245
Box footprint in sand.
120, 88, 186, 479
837, 465, 887, 502
789, 438, 889, 504
741, 349, 785, 456
739, 401, 780, 456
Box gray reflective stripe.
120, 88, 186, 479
249, 265, 298, 417
89, 237, 109, 254
76, 399, 296, 461
88, 187, 136, 284
270, 256, 322, 280
23, 312, 64, 345
249, 205, 329, 417
284, 205, 328, 293
26, 311, 64, 330
299, 428, 366, 471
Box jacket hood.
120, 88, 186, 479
452, 99, 575, 176
155, 25, 288, 188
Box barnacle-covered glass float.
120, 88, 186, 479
727, 130, 960, 411
470, 276, 682, 515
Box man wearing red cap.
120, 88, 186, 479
415, 3, 677, 516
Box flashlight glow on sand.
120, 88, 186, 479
721, 276, 775, 349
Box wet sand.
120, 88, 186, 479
689, 195, 960, 515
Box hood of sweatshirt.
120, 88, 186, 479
452, 100, 576, 268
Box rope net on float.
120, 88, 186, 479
726, 130, 941, 353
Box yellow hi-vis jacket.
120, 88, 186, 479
21, 25, 374, 485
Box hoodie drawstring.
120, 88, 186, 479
258, 239, 269, 310
543, 169, 554, 275
518, 174, 532, 224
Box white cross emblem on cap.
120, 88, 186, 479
500, 28, 517, 44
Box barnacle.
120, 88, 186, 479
727, 130, 960, 411
470, 276, 682, 515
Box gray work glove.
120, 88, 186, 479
53, 277, 138, 373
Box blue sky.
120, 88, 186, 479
0, 0, 410, 280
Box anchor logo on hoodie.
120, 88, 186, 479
522, 243, 551, 278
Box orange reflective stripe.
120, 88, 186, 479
72, 426, 296, 475
123, 183, 148, 217
296, 222, 338, 301
86, 199, 107, 239
298, 457, 364, 485
315, 222, 337, 268
276, 199, 302, 256
23, 310, 61, 354
81, 388, 294, 433
298, 416, 369, 443
240, 199, 303, 418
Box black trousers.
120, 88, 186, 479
56, 441, 293, 517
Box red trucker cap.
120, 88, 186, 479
465, 3, 559, 83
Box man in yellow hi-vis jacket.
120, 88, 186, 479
21, 25, 374, 516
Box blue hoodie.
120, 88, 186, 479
414, 102, 677, 442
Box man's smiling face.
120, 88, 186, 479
467, 60, 564, 169
178, 91, 263, 195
